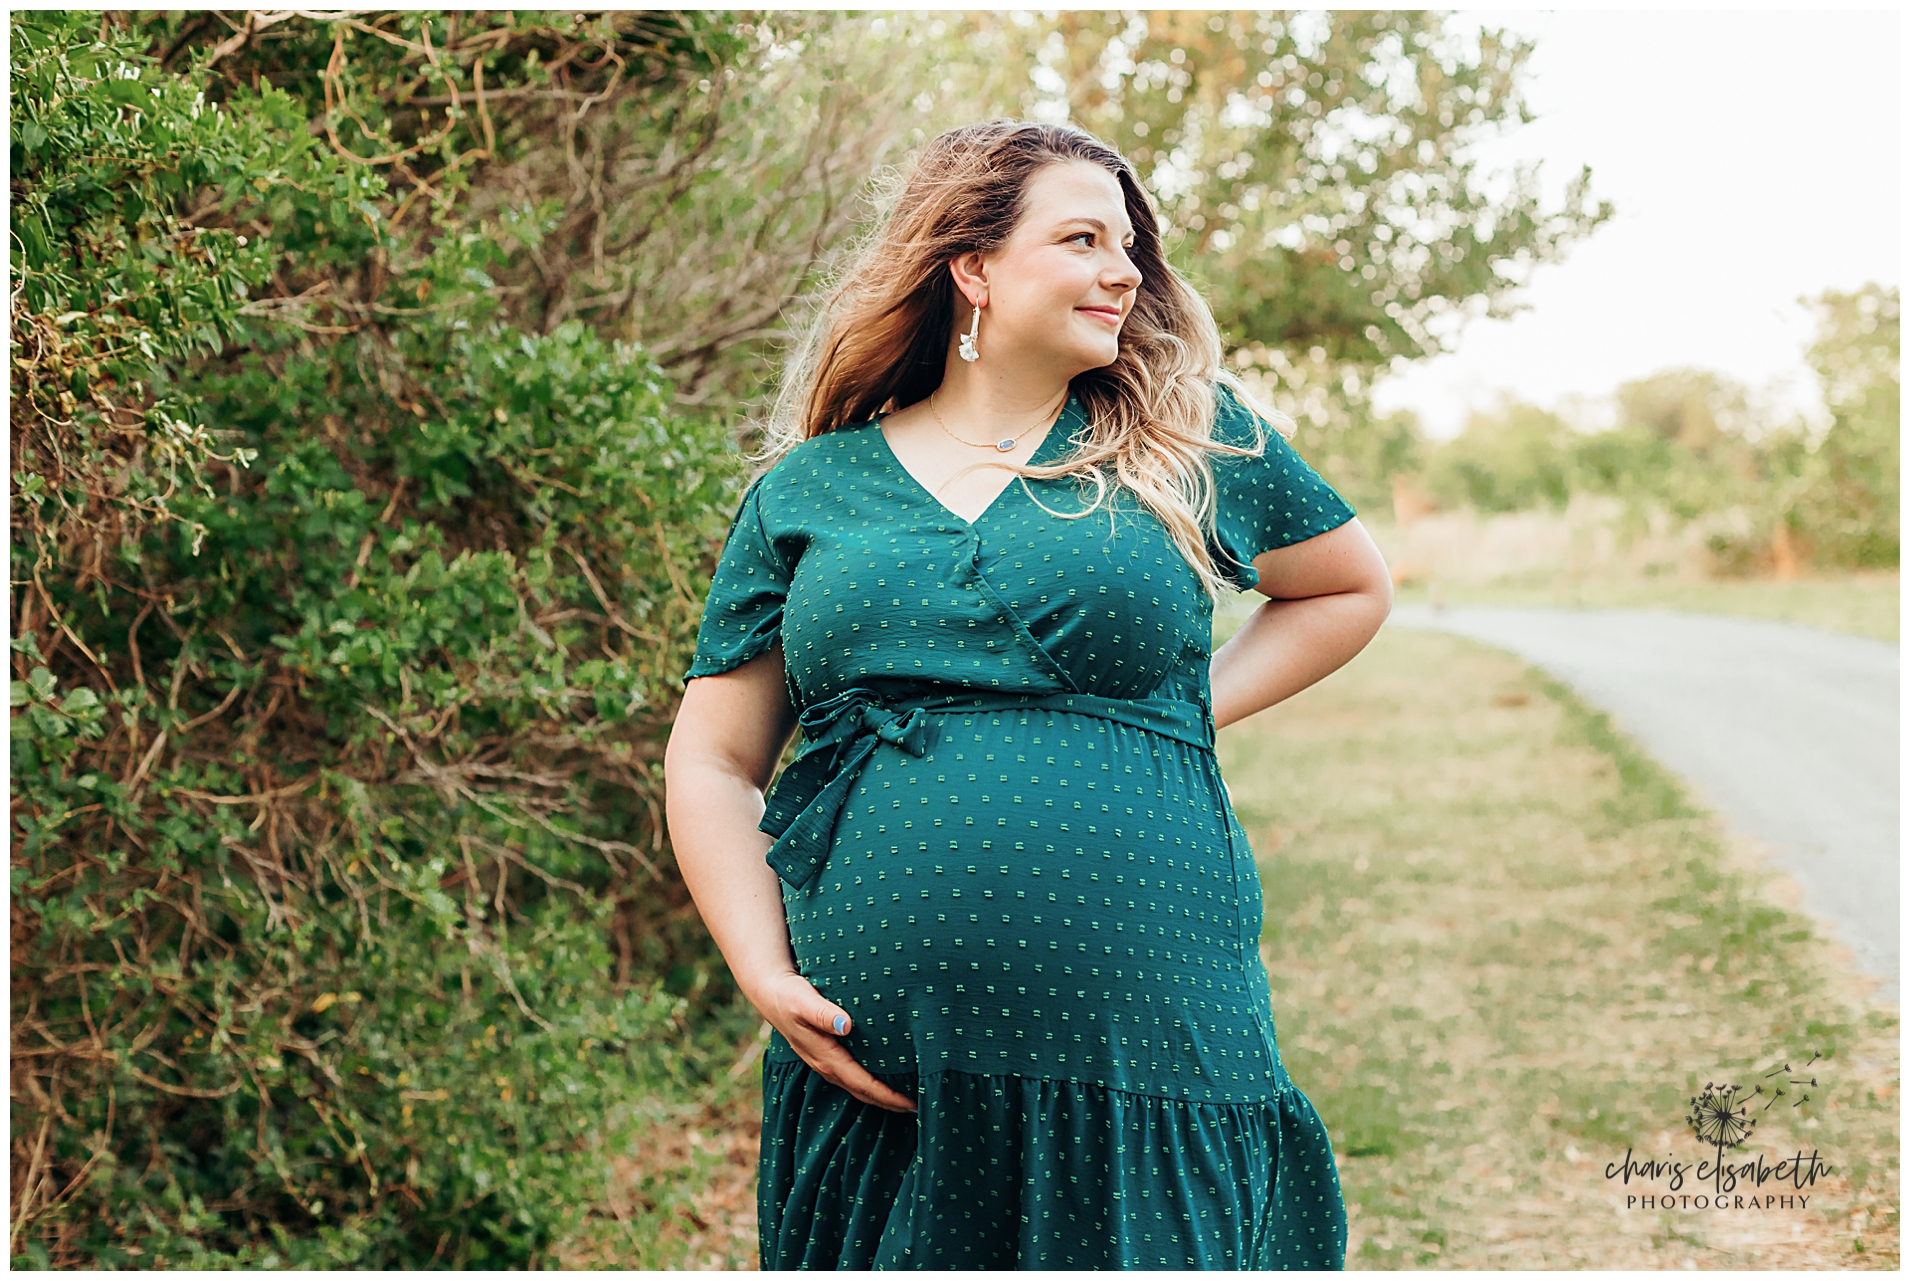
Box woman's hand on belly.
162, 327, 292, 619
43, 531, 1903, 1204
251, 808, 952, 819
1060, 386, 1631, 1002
753, 969, 918, 1113
667, 648, 915, 1114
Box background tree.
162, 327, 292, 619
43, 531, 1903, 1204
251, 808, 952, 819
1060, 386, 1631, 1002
1419, 398, 1574, 514
1784, 284, 1900, 569
987, 9, 1613, 511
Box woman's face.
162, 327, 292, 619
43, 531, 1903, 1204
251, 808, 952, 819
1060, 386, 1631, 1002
966, 159, 1144, 378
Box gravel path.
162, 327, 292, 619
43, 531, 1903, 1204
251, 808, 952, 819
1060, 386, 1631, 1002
1386, 603, 1899, 1004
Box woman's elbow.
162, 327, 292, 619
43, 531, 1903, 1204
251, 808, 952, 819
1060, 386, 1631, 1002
1369, 562, 1395, 621
1349, 531, 1394, 629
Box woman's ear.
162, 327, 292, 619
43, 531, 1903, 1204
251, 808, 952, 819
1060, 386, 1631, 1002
948, 251, 988, 309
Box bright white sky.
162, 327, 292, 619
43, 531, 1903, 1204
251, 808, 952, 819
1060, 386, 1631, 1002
1370, 8, 1901, 439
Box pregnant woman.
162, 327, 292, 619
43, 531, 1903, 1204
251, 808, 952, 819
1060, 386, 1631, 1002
664, 120, 1392, 1269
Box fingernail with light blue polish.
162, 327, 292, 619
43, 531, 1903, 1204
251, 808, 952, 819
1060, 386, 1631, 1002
832, 1014, 848, 1035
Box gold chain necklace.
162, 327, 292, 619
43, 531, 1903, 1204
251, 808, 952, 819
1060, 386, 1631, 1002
928, 388, 1066, 453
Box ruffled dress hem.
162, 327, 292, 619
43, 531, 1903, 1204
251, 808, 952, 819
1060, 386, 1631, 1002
759, 1048, 1348, 1270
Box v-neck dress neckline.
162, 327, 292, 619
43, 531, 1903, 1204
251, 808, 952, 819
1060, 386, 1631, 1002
872, 391, 1081, 530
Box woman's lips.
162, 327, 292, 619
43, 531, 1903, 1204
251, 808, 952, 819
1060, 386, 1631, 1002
1078, 306, 1122, 324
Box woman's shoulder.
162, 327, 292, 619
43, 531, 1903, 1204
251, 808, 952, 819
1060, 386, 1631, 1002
764, 421, 884, 476
1205, 378, 1278, 454
743, 420, 886, 509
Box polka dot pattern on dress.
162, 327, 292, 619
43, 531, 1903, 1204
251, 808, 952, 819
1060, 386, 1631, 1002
682, 381, 1357, 1270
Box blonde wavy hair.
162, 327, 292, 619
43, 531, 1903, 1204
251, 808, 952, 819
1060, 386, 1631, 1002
755, 119, 1297, 601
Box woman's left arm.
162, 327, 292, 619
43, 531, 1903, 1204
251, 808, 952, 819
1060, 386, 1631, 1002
1209, 516, 1393, 731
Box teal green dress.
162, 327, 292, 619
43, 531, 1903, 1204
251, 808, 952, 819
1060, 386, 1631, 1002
681, 382, 1357, 1269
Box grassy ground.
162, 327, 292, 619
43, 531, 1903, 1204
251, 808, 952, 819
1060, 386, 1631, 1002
556, 1003, 766, 1269
1220, 624, 1899, 1268
579, 579, 1901, 1268
1391, 570, 1900, 642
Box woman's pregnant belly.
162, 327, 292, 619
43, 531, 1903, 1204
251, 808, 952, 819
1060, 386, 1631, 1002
779, 705, 1293, 1104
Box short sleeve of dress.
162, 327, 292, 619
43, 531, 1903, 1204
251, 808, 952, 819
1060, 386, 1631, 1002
681, 473, 792, 685
1207, 382, 1358, 592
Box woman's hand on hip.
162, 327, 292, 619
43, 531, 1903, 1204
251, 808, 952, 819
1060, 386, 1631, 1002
751, 969, 917, 1114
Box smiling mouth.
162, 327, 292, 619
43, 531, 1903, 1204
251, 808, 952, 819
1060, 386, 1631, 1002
1078, 307, 1122, 323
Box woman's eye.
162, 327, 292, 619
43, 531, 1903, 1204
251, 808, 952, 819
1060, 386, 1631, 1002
1069, 232, 1095, 246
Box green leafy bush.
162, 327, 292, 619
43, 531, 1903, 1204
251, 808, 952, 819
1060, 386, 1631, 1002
1421, 400, 1576, 514
10, 12, 746, 1266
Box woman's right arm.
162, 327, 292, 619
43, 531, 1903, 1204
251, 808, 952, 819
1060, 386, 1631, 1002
663, 646, 916, 1112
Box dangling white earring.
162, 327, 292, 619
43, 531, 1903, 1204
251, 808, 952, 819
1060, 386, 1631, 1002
958, 300, 981, 363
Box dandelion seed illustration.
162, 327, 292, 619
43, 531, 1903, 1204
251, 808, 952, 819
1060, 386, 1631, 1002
1687, 1081, 1757, 1194
1687, 1083, 1756, 1148
1757, 1050, 1827, 1116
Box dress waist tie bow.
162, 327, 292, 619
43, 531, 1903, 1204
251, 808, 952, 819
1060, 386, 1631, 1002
758, 685, 1216, 891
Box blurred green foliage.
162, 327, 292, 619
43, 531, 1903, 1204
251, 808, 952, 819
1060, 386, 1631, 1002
1783, 284, 1901, 569
1421, 400, 1575, 515
1412, 287, 1899, 573
11, 9, 1642, 1267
